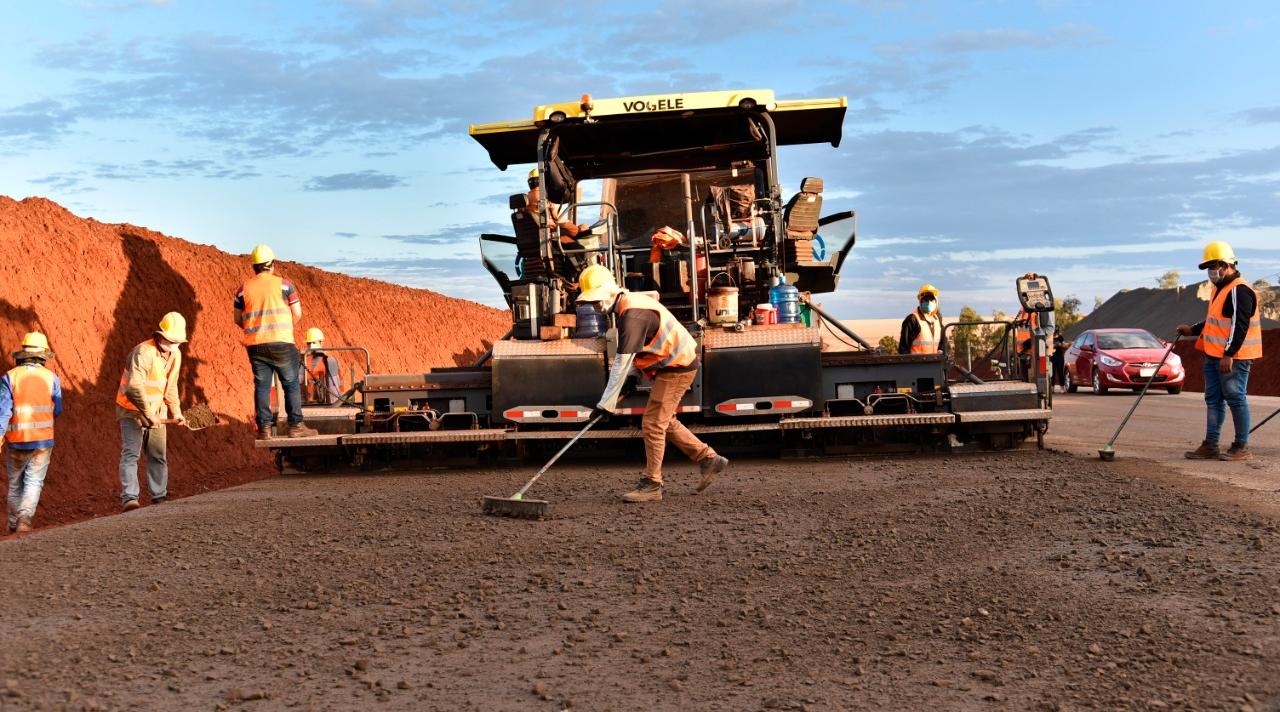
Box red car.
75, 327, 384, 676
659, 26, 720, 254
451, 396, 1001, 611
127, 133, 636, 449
1064, 328, 1184, 395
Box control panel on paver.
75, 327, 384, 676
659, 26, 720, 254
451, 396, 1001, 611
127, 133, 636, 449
1017, 274, 1054, 313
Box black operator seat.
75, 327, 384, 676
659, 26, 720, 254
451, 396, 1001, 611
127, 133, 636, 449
509, 193, 550, 280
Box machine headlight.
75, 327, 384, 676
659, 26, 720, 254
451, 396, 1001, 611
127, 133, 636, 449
1099, 354, 1124, 368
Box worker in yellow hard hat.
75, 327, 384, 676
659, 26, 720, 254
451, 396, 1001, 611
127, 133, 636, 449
234, 244, 317, 439
577, 264, 729, 503
1177, 241, 1263, 461
898, 283, 942, 354
0, 332, 63, 533
116, 312, 188, 511
302, 327, 344, 405
525, 166, 589, 244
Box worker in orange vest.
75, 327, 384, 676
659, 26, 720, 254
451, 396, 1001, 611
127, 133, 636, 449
234, 245, 317, 439
526, 167, 588, 243
898, 284, 942, 354
1177, 241, 1264, 461
578, 264, 729, 503
303, 327, 344, 405
117, 313, 187, 511
0, 332, 63, 533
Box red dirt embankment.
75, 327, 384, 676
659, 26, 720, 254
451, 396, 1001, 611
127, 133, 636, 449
0, 196, 509, 528
1174, 329, 1280, 395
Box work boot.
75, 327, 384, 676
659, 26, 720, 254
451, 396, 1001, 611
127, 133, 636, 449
621, 478, 663, 503
1219, 443, 1253, 462
15, 517, 32, 533
1184, 440, 1220, 460
287, 423, 319, 438
122, 499, 141, 512
151, 496, 167, 505
255, 428, 272, 441
697, 455, 729, 493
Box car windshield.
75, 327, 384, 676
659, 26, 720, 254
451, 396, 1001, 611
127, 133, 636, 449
1097, 332, 1162, 350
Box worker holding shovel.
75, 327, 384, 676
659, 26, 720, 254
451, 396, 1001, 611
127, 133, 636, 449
116, 312, 187, 511
1177, 241, 1264, 462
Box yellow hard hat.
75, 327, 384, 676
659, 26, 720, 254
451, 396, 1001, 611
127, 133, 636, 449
156, 312, 188, 344
20, 332, 49, 351
528, 167, 539, 181
1198, 241, 1237, 269
576, 264, 620, 302
250, 244, 275, 265
917, 283, 940, 299
305, 327, 325, 344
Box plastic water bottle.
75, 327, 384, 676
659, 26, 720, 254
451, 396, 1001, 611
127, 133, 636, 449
769, 276, 801, 324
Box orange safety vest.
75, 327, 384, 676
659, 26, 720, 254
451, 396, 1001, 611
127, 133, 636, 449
305, 353, 342, 402
1014, 310, 1038, 350
116, 340, 179, 416
617, 292, 698, 377
240, 272, 294, 346
1196, 277, 1263, 360
6, 364, 55, 445
910, 310, 941, 353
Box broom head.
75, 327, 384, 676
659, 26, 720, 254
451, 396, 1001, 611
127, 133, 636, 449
482, 495, 549, 519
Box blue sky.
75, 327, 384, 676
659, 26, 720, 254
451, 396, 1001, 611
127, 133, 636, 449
2, 0, 1277, 319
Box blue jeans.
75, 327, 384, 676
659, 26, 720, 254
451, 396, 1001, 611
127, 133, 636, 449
119, 417, 167, 502
1203, 356, 1252, 445
6, 446, 52, 529
249, 343, 304, 431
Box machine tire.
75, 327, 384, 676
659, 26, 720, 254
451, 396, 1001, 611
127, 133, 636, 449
1091, 366, 1109, 395
1167, 386, 1183, 395
1065, 369, 1078, 393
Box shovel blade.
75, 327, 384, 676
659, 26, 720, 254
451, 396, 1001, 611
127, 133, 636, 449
1098, 448, 1116, 462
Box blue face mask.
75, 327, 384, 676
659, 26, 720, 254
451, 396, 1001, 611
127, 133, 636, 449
921, 301, 937, 314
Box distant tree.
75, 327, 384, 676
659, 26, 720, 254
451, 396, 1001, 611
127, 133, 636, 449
1054, 295, 1083, 332
1093, 296, 1104, 311
979, 309, 1010, 355
878, 335, 898, 352
1254, 279, 1280, 320
1157, 270, 1180, 289
950, 305, 983, 357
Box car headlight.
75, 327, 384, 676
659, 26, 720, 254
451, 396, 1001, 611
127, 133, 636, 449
1099, 354, 1124, 368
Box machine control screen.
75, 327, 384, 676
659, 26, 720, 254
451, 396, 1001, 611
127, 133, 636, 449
1017, 274, 1055, 312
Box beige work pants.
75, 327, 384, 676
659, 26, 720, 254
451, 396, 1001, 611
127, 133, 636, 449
642, 369, 715, 484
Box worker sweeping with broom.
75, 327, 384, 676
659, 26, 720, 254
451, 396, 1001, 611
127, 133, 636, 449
578, 264, 729, 502
1177, 241, 1264, 462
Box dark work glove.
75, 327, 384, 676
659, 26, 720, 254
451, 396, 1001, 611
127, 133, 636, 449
590, 407, 611, 422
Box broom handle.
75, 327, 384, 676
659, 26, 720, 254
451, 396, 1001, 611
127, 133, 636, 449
1252, 407, 1280, 434
513, 415, 603, 499
1103, 334, 1181, 449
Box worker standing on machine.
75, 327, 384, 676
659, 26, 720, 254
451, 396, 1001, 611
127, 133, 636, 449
1177, 241, 1263, 462
578, 264, 729, 503
303, 327, 344, 405
898, 284, 943, 354
234, 244, 318, 439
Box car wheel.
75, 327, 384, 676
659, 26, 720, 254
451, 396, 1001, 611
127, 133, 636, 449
1092, 366, 1109, 395
1065, 369, 1078, 393
1167, 386, 1182, 395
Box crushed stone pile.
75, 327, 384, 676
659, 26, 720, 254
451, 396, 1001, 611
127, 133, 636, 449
0, 196, 509, 528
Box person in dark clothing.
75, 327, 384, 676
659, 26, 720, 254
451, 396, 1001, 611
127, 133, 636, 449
1176, 241, 1263, 461
1051, 329, 1069, 391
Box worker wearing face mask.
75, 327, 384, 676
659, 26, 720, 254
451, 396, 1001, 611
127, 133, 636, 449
1177, 241, 1263, 462
117, 312, 187, 511
899, 284, 943, 354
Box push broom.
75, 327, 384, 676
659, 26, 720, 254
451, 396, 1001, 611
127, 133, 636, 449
1098, 334, 1181, 461
482, 414, 603, 519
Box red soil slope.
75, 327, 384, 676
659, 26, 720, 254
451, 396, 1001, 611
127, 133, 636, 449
0, 196, 509, 528
1173, 329, 1280, 396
